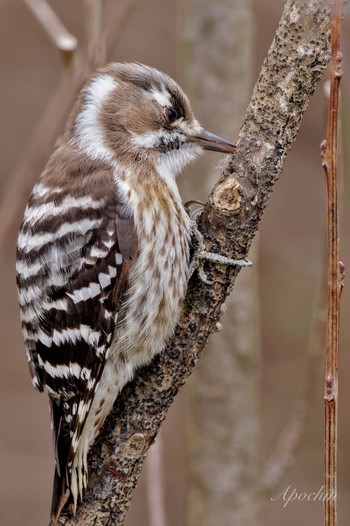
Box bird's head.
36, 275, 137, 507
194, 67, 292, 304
69, 62, 236, 178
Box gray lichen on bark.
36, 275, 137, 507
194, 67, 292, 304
58, 1, 333, 524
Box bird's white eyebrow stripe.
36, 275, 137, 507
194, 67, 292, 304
150, 88, 171, 108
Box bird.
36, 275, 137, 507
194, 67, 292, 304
16, 62, 249, 524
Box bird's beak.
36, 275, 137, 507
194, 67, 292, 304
191, 130, 236, 154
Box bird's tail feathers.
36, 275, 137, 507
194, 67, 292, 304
49, 467, 70, 526
49, 396, 91, 524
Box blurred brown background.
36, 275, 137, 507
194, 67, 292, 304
0, 1, 349, 525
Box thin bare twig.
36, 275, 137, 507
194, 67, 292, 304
23, 0, 78, 72
321, 0, 344, 524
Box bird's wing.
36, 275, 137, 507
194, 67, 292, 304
16, 167, 137, 519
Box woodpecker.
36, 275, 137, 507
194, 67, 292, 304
16, 62, 250, 524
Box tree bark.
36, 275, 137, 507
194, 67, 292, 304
58, 1, 334, 524
178, 2, 261, 525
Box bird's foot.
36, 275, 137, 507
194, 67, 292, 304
188, 220, 252, 285
184, 200, 206, 221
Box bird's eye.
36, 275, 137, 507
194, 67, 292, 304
165, 107, 178, 123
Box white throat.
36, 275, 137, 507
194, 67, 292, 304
131, 128, 203, 179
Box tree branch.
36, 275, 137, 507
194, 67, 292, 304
56, 1, 338, 524
23, 0, 78, 72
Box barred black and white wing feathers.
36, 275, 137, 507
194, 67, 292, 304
16, 161, 137, 523
46, 218, 120, 521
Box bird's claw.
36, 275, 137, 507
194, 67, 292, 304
191, 257, 213, 285
184, 200, 205, 221
188, 220, 252, 285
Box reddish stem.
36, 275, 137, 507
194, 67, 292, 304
321, 1, 344, 525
